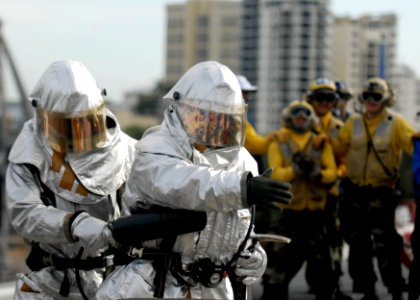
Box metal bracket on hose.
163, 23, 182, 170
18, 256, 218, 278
244, 233, 291, 300
250, 233, 291, 244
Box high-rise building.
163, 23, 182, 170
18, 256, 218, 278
241, 0, 332, 133
166, 1, 400, 134
330, 17, 363, 95
360, 14, 397, 83
240, 0, 259, 124
331, 14, 397, 94
393, 64, 420, 129
165, 0, 242, 83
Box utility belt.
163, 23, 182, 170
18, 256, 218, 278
341, 178, 399, 198
26, 204, 255, 298
120, 246, 230, 294
27, 243, 230, 298
26, 243, 119, 299
26, 243, 112, 271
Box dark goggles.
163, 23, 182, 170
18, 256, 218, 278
310, 92, 337, 103
338, 92, 352, 100
361, 92, 384, 102
290, 107, 311, 118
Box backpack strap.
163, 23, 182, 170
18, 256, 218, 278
23, 163, 56, 207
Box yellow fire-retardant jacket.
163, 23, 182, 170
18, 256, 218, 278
338, 108, 414, 188
268, 127, 337, 211
244, 121, 273, 155
317, 111, 346, 195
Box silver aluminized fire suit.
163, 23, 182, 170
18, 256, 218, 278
96, 61, 265, 299
6, 60, 136, 299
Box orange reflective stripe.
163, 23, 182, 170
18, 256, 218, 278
51, 151, 64, 172
76, 183, 89, 196
20, 282, 39, 293
59, 167, 75, 191
52, 151, 90, 196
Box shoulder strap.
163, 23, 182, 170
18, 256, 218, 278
116, 182, 126, 211
23, 164, 56, 207
361, 118, 396, 179
302, 134, 315, 154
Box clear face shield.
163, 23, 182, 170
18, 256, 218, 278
177, 100, 246, 149
36, 103, 109, 154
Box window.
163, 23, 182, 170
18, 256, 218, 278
196, 49, 208, 59
196, 16, 208, 27
197, 33, 208, 43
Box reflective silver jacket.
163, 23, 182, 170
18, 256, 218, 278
96, 107, 258, 299
6, 115, 136, 299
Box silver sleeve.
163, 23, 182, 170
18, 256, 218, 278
6, 163, 70, 244
123, 152, 245, 213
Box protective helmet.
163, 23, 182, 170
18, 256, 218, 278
164, 61, 246, 148
283, 100, 317, 133
236, 75, 257, 92
30, 60, 109, 154
359, 77, 395, 107
307, 78, 338, 103
335, 80, 353, 100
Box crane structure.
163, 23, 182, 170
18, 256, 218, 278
0, 19, 31, 151
0, 19, 31, 274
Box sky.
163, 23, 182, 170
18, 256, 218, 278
0, 0, 419, 103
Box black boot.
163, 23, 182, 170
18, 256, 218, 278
315, 292, 334, 300
391, 292, 403, 300
409, 293, 420, 300
307, 286, 316, 294
262, 284, 287, 300
360, 292, 379, 300
333, 289, 353, 300
315, 287, 337, 300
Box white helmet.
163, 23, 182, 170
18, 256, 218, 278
164, 61, 247, 148
236, 74, 257, 92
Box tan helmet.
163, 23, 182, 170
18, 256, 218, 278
335, 80, 353, 100
282, 100, 317, 133
360, 77, 395, 107
306, 78, 338, 104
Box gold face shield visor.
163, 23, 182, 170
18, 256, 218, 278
36, 103, 109, 154
178, 102, 246, 148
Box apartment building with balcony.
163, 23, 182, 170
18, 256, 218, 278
253, 0, 332, 133
165, 0, 242, 83
331, 14, 397, 95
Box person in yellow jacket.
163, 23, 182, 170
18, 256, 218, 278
338, 77, 414, 300
305, 78, 351, 300
234, 75, 276, 300
237, 75, 275, 169
235, 76, 278, 300
333, 80, 353, 122
262, 100, 338, 300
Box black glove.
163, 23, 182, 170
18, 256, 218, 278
308, 165, 322, 181
292, 152, 324, 181
292, 161, 305, 178
246, 169, 292, 208
292, 152, 315, 174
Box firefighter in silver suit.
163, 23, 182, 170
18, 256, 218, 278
6, 60, 136, 299
96, 61, 292, 299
